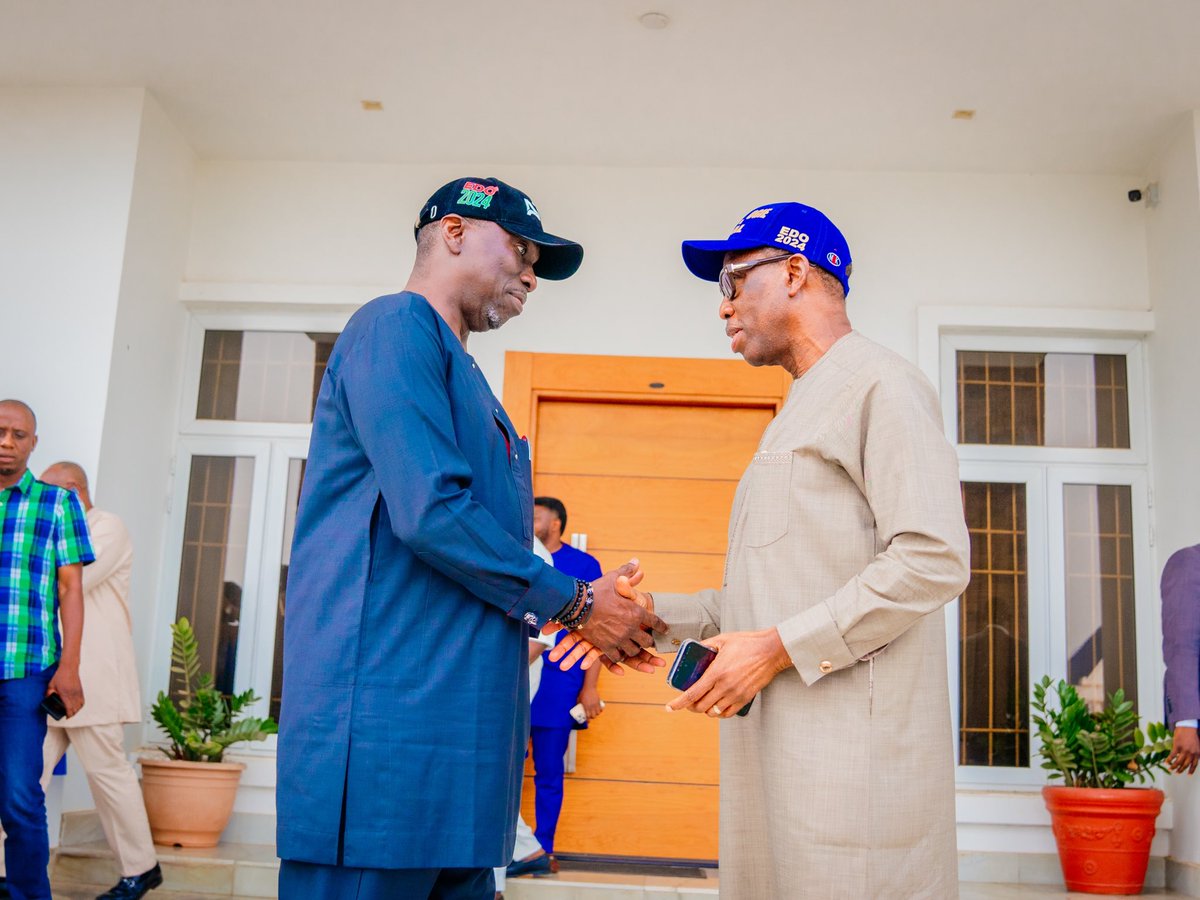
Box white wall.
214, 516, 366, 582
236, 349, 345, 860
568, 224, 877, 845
94, 92, 195, 755
0, 87, 144, 477
186, 162, 1152, 394
1145, 112, 1200, 865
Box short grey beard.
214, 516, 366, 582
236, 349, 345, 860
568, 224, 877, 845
484, 305, 502, 330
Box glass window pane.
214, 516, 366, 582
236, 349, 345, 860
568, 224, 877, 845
171, 456, 255, 696
956, 351, 1130, 449
1063, 484, 1138, 712
196, 331, 338, 423
960, 482, 1030, 767
269, 459, 306, 722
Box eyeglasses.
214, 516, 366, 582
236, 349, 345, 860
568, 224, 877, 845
718, 253, 796, 300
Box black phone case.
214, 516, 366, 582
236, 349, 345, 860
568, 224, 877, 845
40, 693, 67, 720
668, 641, 755, 717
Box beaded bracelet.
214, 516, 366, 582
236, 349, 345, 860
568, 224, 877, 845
555, 579, 585, 623
552, 579, 593, 630
560, 581, 595, 630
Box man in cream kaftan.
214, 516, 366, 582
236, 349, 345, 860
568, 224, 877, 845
653, 204, 970, 898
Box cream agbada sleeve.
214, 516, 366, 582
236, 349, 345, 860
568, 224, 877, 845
775, 365, 969, 684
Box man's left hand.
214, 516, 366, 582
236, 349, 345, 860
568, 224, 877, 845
579, 685, 604, 719
47, 665, 85, 718
1168, 726, 1200, 775
665, 629, 792, 719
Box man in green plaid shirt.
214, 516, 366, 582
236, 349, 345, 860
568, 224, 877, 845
0, 399, 92, 900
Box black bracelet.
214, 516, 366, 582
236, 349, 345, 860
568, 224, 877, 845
551, 579, 587, 626
569, 582, 595, 630
560, 581, 594, 630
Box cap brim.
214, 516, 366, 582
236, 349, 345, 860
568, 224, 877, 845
681, 237, 777, 282
502, 221, 584, 280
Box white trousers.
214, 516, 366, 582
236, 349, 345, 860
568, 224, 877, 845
492, 811, 544, 892
0, 723, 157, 878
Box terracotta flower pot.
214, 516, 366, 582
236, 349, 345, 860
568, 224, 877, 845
1042, 785, 1164, 895
140, 757, 245, 848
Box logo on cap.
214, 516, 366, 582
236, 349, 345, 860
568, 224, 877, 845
775, 227, 809, 250
745, 207, 773, 221
458, 182, 500, 210
524, 198, 541, 221
826, 251, 842, 267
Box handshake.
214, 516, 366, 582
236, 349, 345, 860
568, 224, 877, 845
543, 559, 666, 676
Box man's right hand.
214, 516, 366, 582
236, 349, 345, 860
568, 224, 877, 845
550, 572, 661, 673
575, 561, 667, 662
1168, 726, 1200, 775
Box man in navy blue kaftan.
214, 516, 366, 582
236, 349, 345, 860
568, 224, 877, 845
275, 178, 667, 900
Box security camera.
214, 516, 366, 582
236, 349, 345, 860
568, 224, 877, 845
1127, 184, 1161, 206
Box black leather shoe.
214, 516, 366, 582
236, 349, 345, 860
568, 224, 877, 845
505, 853, 553, 878
96, 863, 163, 899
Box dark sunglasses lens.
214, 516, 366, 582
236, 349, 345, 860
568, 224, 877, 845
719, 269, 733, 299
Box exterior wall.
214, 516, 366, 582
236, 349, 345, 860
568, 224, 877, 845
0, 86, 196, 816
185, 162, 1152, 395
0, 86, 143, 476
1146, 112, 1200, 867
95, 91, 196, 757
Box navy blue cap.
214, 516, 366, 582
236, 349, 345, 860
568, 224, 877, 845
414, 177, 584, 280
682, 202, 853, 296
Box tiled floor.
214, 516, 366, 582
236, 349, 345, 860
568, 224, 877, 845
46, 876, 1198, 900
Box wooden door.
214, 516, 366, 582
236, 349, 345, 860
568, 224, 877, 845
504, 352, 790, 862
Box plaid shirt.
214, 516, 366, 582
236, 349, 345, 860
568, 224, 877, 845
1, 469, 95, 679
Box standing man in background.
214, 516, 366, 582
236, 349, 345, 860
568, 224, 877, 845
0, 463, 161, 899
1162, 543, 1200, 775
0, 401, 92, 900
512, 498, 604, 876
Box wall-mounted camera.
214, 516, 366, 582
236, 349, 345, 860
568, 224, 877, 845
1128, 183, 1160, 207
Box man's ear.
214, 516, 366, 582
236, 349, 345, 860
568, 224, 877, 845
785, 256, 808, 299
441, 215, 468, 256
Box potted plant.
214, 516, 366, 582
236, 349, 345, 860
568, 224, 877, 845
1032, 675, 1173, 895
140, 617, 277, 847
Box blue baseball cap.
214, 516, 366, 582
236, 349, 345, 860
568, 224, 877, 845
682, 202, 853, 296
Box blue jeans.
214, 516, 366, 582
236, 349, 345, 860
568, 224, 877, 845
0, 665, 55, 900
530, 725, 572, 855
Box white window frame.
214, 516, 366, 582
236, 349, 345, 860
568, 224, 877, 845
953, 463, 1050, 788
938, 333, 1149, 466
918, 306, 1156, 790
150, 437, 273, 735
1046, 467, 1161, 727
177, 310, 350, 440
153, 307, 353, 755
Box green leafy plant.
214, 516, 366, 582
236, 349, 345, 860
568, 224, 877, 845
150, 617, 277, 762
1032, 675, 1171, 788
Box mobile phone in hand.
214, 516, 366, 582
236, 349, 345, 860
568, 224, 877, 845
40, 692, 67, 720
666, 639, 754, 717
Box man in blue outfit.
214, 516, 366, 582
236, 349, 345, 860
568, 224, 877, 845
508, 497, 604, 876
276, 177, 667, 900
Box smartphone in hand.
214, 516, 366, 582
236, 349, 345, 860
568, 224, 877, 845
667, 639, 753, 717
40, 692, 67, 721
